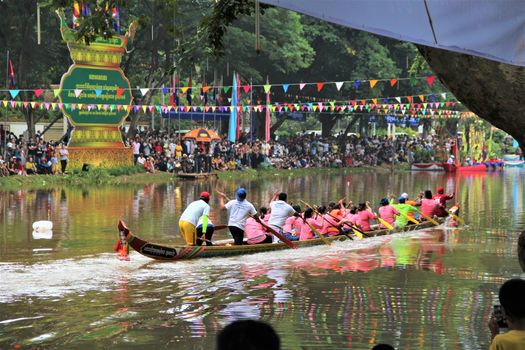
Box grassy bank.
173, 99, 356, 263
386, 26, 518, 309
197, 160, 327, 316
0, 164, 410, 190
0, 166, 176, 190
216, 164, 408, 180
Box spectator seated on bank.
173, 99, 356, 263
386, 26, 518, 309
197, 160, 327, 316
0, 156, 8, 177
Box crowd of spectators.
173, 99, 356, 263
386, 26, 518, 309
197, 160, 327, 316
0, 125, 69, 177
1, 124, 453, 176
125, 126, 451, 174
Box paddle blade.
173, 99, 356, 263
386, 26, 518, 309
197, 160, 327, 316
378, 218, 394, 230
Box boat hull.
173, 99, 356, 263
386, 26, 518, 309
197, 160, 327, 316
118, 219, 445, 261
177, 172, 218, 179
505, 160, 524, 168
443, 164, 487, 172
410, 163, 445, 171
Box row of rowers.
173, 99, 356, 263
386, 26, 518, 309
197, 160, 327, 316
177, 187, 455, 246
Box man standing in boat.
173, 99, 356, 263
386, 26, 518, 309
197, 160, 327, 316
433, 186, 455, 217
178, 192, 211, 245
218, 188, 257, 245
268, 192, 296, 243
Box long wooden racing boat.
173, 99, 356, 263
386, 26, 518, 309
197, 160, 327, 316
117, 217, 447, 261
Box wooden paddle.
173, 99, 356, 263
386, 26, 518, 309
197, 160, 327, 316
416, 210, 439, 226
215, 189, 297, 249
252, 215, 297, 249
295, 206, 331, 246
377, 217, 395, 230
196, 224, 228, 245
447, 210, 465, 225
399, 211, 420, 225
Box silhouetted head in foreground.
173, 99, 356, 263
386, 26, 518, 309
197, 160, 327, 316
372, 344, 395, 350
216, 320, 280, 350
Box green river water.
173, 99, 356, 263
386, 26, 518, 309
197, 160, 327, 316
0, 169, 524, 349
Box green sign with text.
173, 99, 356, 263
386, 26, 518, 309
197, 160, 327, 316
59, 65, 132, 126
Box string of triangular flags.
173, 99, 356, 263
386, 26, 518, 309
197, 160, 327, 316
0, 98, 474, 119
0, 75, 438, 99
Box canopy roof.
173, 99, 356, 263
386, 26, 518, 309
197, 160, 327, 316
182, 128, 221, 142
260, 0, 525, 67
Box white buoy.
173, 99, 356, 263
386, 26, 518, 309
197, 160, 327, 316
32, 230, 53, 240
32, 220, 53, 232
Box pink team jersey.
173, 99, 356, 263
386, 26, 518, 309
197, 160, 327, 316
357, 210, 377, 232
378, 205, 399, 228
245, 217, 269, 244
299, 217, 323, 241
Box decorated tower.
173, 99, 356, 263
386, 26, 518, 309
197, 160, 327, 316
56, 9, 136, 168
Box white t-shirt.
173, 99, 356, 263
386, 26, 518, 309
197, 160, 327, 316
133, 141, 141, 155
268, 200, 295, 229
180, 200, 210, 226
224, 199, 257, 230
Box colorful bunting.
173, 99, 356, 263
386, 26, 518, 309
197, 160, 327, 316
335, 82, 344, 91
74, 89, 82, 97
9, 90, 20, 99
369, 80, 378, 89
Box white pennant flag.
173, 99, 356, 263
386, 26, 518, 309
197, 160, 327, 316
74, 89, 82, 97
440, 93, 447, 99
335, 82, 344, 91
140, 88, 150, 96
395, 97, 401, 103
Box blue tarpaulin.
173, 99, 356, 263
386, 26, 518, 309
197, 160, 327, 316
260, 0, 525, 67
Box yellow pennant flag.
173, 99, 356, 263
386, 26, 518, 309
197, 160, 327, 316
369, 80, 378, 88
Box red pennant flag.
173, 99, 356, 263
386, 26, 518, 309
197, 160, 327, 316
116, 88, 125, 97
426, 76, 435, 86
316, 83, 324, 92
407, 96, 413, 103
390, 79, 397, 87
34, 89, 43, 97
242, 85, 250, 93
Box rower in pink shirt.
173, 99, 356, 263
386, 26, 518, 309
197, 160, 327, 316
320, 211, 340, 236
299, 208, 324, 241
245, 217, 270, 244
378, 197, 399, 229
421, 190, 440, 219
357, 202, 377, 232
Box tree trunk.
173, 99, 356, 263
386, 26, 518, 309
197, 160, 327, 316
417, 44, 525, 151
270, 115, 286, 138
320, 114, 337, 137
358, 115, 368, 137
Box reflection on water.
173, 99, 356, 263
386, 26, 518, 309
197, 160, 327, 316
0, 170, 524, 349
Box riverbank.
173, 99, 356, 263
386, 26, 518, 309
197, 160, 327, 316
216, 164, 407, 180
0, 166, 176, 190
0, 164, 409, 190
